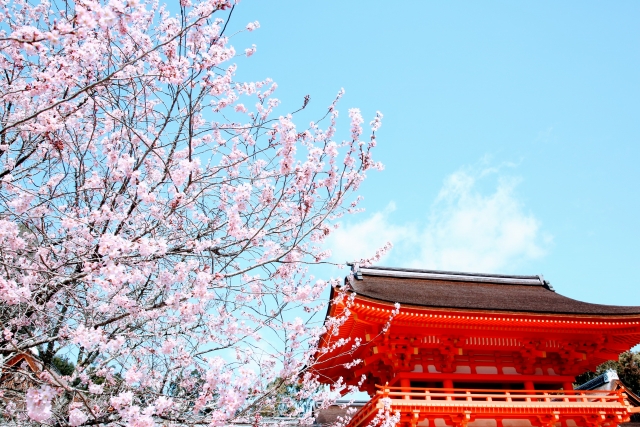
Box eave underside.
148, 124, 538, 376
313, 298, 640, 393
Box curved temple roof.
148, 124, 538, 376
349, 265, 640, 316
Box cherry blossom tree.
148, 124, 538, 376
0, 0, 386, 425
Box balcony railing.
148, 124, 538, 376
344, 385, 635, 427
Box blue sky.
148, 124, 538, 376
230, 1, 640, 308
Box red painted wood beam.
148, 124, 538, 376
390, 371, 575, 384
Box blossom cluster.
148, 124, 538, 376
0, 0, 386, 425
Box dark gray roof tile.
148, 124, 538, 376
349, 265, 640, 315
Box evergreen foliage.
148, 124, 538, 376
574, 351, 640, 395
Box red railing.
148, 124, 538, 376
376, 384, 626, 403
344, 385, 631, 427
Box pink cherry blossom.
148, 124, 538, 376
26, 386, 56, 422
246, 21, 260, 31
88, 383, 104, 394
245, 44, 257, 57
0, 0, 386, 425
71, 325, 105, 350
69, 408, 89, 426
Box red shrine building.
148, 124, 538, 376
313, 266, 640, 427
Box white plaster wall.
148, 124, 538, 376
476, 366, 498, 374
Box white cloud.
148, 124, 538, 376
326, 167, 551, 273
325, 201, 416, 265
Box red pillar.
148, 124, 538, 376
401, 378, 411, 400
525, 380, 535, 402
444, 379, 454, 401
